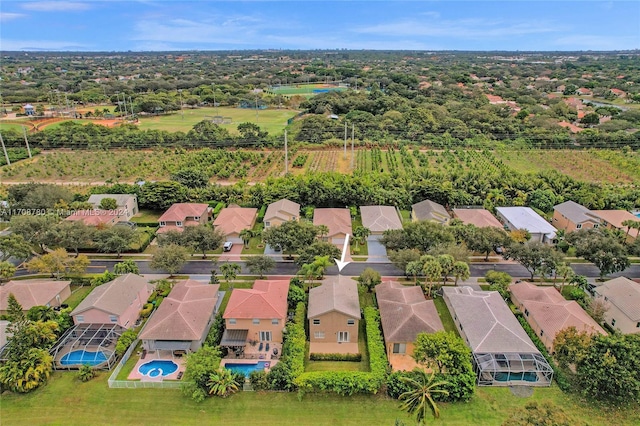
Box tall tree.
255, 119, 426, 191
94, 226, 136, 258
0, 261, 17, 282
246, 255, 275, 278
220, 262, 241, 284
262, 220, 318, 258
504, 241, 560, 280
26, 248, 89, 279
352, 226, 371, 250
113, 259, 139, 275
150, 244, 189, 276
437, 254, 455, 286
0, 234, 32, 262
567, 229, 629, 278
239, 228, 253, 249
10, 214, 59, 253
399, 369, 449, 423
452, 261, 470, 285
464, 226, 511, 261
50, 220, 95, 257
182, 225, 224, 259
406, 260, 424, 284
421, 256, 442, 297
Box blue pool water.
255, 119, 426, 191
494, 372, 538, 382
635, 213, 640, 219
138, 360, 179, 377
60, 350, 107, 366
225, 361, 270, 376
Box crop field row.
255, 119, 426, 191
1, 148, 638, 184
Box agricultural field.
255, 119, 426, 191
136, 106, 299, 135
1, 147, 639, 185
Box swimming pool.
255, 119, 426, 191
138, 360, 179, 377
494, 372, 538, 382
224, 361, 270, 376
60, 350, 108, 366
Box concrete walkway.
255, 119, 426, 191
456, 277, 483, 291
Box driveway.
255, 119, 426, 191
367, 235, 388, 262
263, 244, 283, 261
219, 243, 243, 262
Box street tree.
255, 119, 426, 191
406, 260, 424, 284
182, 225, 225, 259
295, 241, 341, 267
484, 270, 512, 298
389, 249, 421, 273
220, 262, 241, 284
113, 259, 139, 275
464, 226, 511, 261
26, 248, 89, 279
150, 244, 189, 276
357, 267, 381, 293
94, 226, 136, 258
437, 254, 455, 286
504, 242, 560, 280
262, 220, 318, 258
50, 220, 95, 257
452, 261, 470, 285
567, 230, 629, 278
10, 214, 59, 253
246, 255, 275, 278
0, 234, 32, 262
0, 261, 17, 282
422, 256, 442, 297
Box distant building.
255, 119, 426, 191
411, 200, 450, 225
495, 207, 556, 243
594, 277, 640, 335
552, 201, 601, 232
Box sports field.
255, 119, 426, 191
136, 106, 299, 134
268, 83, 347, 97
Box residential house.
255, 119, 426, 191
70, 274, 152, 328
452, 209, 503, 229
65, 209, 122, 227
213, 205, 258, 243
139, 280, 220, 353
263, 199, 300, 229
594, 277, 640, 334
411, 200, 451, 225
308, 276, 361, 354
576, 87, 592, 96
442, 286, 553, 386
552, 201, 601, 232
376, 281, 444, 371
610, 88, 627, 98
592, 210, 640, 243
360, 206, 403, 235
87, 194, 139, 220
157, 203, 210, 234
313, 208, 353, 245
510, 282, 606, 352
0, 279, 71, 315
220, 280, 289, 356
557, 121, 584, 133
495, 207, 557, 243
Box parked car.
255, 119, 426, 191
223, 241, 233, 252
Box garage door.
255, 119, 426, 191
227, 236, 243, 244
332, 238, 345, 245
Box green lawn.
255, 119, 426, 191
63, 285, 93, 310
3, 371, 639, 425
131, 209, 163, 223
0, 122, 30, 132
136, 106, 299, 135
115, 341, 143, 381
433, 296, 460, 337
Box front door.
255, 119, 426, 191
337, 331, 349, 343
259, 331, 272, 342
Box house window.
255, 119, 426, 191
524, 309, 529, 317
313, 319, 320, 325
194, 216, 200, 221
593, 224, 599, 229
636, 322, 640, 328
611, 319, 616, 326
265, 221, 271, 227
229, 319, 236, 325
392, 343, 406, 354
109, 315, 117, 322
540, 330, 544, 337
253, 319, 260, 325
347, 319, 355, 326
314, 332, 325, 339
259, 331, 272, 341
176, 221, 183, 227
272, 319, 279, 325
76, 315, 84, 322
576, 224, 582, 229
337, 331, 349, 343
159, 221, 166, 227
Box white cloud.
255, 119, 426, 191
554, 35, 639, 50
0, 39, 90, 51
0, 12, 26, 22
21, 2, 90, 12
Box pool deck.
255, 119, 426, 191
127, 351, 186, 381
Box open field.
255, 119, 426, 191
2, 148, 640, 184
136, 106, 299, 134
2, 371, 639, 425
268, 83, 347, 97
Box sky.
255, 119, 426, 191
0, 1, 639, 52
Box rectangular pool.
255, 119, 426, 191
224, 361, 271, 376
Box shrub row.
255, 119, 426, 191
256, 205, 267, 223
131, 221, 160, 227
309, 353, 362, 362
264, 302, 306, 391
515, 313, 571, 392
294, 306, 388, 396
115, 328, 138, 357
213, 202, 225, 217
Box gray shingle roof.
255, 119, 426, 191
308, 276, 360, 319
412, 199, 450, 223
87, 194, 136, 208
360, 206, 403, 232
376, 281, 444, 342
595, 277, 640, 321
443, 286, 539, 354
71, 274, 151, 317
554, 201, 600, 225
496, 207, 556, 238
264, 199, 300, 222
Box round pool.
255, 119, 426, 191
138, 360, 179, 377
60, 350, 107, 366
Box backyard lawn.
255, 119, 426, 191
433, 295, 459, 336
63, 285, 93, 310
2, 371, 639, 425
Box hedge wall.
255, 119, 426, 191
309, 353, 362, 362
265, 302, 306, 391
294, 307, 388, 395
256, 205, 267, 223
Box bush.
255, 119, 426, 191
249, 370, 270, 391
266, 302, 306, 391
139, 303, 153, 318
204, 314, 225, 347
115, 329, 138, 357
213, 202, 225, 217
256, 205, 267, 223
90, 271, 116, 287
77, 364, 96, 382
309, 353, 362, 362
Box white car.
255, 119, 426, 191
223, 242, 233, 252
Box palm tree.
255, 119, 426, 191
77, 364, 96, 382
406, 261, 424, 285
239, 229, 253, 249
353, 226, 371, 250
206, 368, 239, 397
297, 263, 317, 284
220, 262, 241, 286
555, 263, 574, 294
316, 225, 329, 241
399, 369, 449, 423
622, 219, 636, 237
422, 259, 442, 298
437, 254, 454, 286
311, 255, 332, 279
452, 261, 470, 285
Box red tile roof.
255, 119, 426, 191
0, 279, 71, 311
223, 280, 289, 319
213, 206, 258, 236
313, 208, 352, 238
453, 209, 503, 228
65, 209, 120, 226
158, 203, 209, 223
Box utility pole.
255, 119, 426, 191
22, 126, 32, 158
212, 83, 217, 114
178, 89, 184, 120
0, 132, 10, 166
284, 130, 288, 175
351, 124, 355, 169
343, 121, 347, 160
129, 96, 134, 119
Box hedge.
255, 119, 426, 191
294, 306, 388, 396
309, 353, 362, 362
115, 328, 138, 357
515, 313, 571, 392
256, 205, 267, 223
213, 202, 225, 217
266, 302, 306, 390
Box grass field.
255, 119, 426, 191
0, 122, 30, 132
268, 83, 347, 96
2, 371, 639, 425
136, 106, 299, 134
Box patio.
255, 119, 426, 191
309, 342, 359, 355
127, 349, 186, 381
220, 328, 282, 361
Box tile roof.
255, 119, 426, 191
376, 281, 444, 342
71, 274, 152, 317
313, 208, 353, 237
412, 200, 450, 223
595, 277, 640, 321
443, 286, 539, 354
453, 209, 503, 228
360, 206, 403, 232
308, 276, 361, 319
510, 282, 606, 340
496, 207, 556, 239
591, 210, 640, 238
554, 201, 600, 225
158, 203, 209, 223
213, 206, 257, 236
264, 199, 300, 222
65, 209, 120, 226
139, 280, 219, 341
0, 279, 71, 311
223, 280, 289, 319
